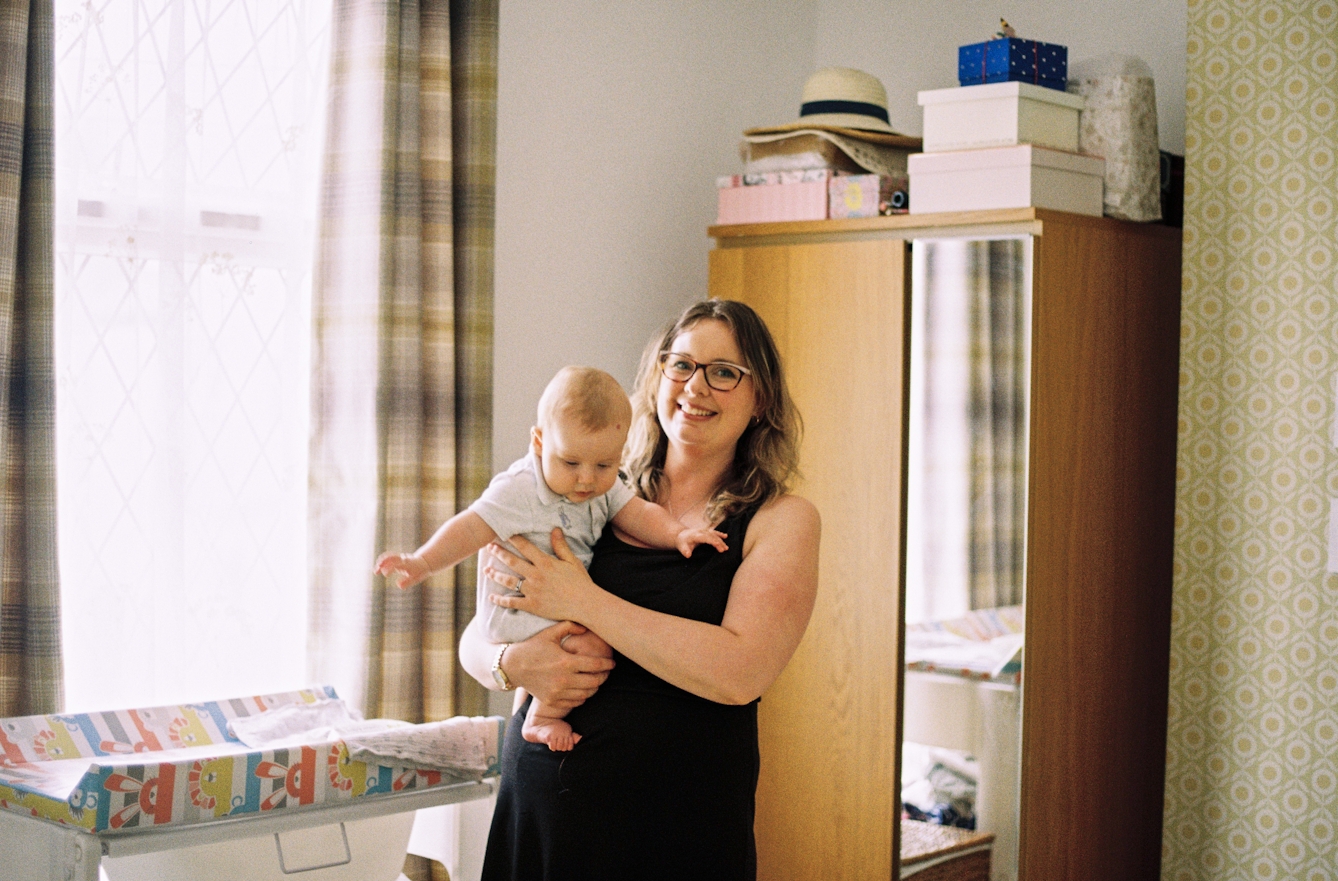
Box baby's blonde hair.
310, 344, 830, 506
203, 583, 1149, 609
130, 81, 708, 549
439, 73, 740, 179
536, 366, 632, 434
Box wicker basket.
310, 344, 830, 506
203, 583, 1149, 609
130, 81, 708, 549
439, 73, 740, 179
900, 819, 994, 881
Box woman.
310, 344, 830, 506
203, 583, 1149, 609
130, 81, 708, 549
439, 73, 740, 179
458, 299, 820, 880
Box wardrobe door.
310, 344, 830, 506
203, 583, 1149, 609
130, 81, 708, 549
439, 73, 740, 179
1018, 214, 1181, 881
710, 238, 910, 881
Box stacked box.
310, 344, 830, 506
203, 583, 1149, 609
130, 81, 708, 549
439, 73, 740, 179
918, 82, 1085, 153
908, 145, 1104, 216
827, 174, 909, 218
959, 38, 1067, 91
912, 45, 1102, 216
716, 169, 832, 224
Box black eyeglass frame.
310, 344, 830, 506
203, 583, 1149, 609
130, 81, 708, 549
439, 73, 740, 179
658, 352, 753, 391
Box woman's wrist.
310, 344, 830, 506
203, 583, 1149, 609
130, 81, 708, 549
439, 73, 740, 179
491, 643, 515, 691
495, 632, 555, 699
498, 636, 532, 690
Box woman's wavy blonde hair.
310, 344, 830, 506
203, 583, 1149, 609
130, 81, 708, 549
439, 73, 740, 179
624, 299, 802, 522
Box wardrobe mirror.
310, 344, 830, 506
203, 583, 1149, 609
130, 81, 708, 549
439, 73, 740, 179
902, 236, 1031, 881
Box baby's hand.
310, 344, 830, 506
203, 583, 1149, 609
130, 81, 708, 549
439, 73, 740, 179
675, 527, 728, 558
373, 552, 431, 590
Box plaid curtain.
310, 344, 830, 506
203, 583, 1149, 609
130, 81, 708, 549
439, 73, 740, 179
966, 239, 1027, 611
308, 0, 495, 722
912, 238, 1027, 616
0, 1, 61, 717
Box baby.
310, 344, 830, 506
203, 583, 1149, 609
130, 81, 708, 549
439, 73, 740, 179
375, 366, 726, 750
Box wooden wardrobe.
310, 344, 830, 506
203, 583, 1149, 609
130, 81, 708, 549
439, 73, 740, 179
708, 208, 1182, 881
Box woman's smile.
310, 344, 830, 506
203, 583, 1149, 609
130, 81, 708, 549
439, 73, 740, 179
677, 401, 716, 418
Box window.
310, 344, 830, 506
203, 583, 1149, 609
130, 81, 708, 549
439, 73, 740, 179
54, 0, 332, 712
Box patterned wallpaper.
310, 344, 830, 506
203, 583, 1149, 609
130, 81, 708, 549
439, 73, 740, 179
1163, 2, 1337, 880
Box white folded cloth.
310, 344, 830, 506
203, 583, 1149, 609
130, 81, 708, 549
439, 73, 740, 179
228, 698, 500, 779
344, 717, 501, 780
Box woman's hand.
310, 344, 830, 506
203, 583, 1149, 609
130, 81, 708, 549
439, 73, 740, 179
503, 620, 614, 709
486, 529, 599, 623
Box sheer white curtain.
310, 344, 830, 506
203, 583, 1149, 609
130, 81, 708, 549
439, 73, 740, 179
53, 0, 332, 712
906, 239, 973, 626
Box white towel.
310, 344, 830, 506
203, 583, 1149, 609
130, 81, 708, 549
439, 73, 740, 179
228, 698, 501, 779
344, 717, 501, 780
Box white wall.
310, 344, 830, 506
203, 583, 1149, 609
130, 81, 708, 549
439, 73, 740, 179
493, 0, 818, 466
493, 1, 1188, 468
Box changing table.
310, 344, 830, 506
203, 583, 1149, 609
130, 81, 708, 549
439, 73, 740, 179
0, 688, 502, 881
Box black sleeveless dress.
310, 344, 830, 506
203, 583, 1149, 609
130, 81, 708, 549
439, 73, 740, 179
480, 506, 761, 881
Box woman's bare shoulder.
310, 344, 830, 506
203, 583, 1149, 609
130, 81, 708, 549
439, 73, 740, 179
761, 492, 819, 521
743, 493, 820, 554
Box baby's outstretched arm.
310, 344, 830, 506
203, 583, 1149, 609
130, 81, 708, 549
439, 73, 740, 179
374, 510, 497, 589
611, 496, 728, 557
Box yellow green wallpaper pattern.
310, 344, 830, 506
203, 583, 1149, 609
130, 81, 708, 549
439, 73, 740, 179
1165, 2, 1337, 880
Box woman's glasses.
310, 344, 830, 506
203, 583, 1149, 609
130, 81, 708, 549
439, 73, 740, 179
659, 352, 752, 391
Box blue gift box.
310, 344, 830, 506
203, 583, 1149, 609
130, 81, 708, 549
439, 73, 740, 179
958, 38, 1067, 91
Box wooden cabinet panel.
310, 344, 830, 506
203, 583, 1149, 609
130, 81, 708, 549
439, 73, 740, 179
711, 240, 910, 881
709, 209, 1180, 881
1019, 213, 1181, 881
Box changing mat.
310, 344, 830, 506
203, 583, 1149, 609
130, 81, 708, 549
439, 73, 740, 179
0, 686, 503, 834
905, 605, 1024, 682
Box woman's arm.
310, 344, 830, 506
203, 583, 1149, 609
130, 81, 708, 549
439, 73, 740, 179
488, 494, 820, 705
457, 608, 616, 710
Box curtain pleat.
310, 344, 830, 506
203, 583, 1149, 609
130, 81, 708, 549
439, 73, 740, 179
0, 0, 61, 717
308, 0, 494, 722
446, 0, 496, 718
966, 240, 1027, 611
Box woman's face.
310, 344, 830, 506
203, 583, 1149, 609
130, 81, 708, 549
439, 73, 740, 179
656, 319, 758, 456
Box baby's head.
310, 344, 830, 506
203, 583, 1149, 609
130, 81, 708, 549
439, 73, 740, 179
532, 366, 633, 503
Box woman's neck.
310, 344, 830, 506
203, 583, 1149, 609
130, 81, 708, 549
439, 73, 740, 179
661, 446, 733, 510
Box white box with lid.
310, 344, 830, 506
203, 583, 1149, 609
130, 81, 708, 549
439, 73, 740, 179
908, 144, 1105, 215
918, 82, 1085, 153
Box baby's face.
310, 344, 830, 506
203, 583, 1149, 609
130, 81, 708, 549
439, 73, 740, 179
533, 416, 627, 503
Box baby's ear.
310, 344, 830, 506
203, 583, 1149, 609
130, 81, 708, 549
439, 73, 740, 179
530, 425, 543, 454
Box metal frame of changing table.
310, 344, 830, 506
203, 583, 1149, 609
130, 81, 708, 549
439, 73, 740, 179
0, 778, 495, 881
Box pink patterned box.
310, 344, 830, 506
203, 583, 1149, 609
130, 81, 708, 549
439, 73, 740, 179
716, 171, 832, 224
827, 174, 909, 218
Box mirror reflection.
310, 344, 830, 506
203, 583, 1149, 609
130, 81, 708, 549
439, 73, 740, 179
902, 237, 1031, 881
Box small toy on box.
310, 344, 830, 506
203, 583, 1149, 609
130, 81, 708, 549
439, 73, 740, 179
959, 24, 1067, 91
828, 173, 909, 218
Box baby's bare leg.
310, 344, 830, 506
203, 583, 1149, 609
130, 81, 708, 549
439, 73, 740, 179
522, 631, 614, 751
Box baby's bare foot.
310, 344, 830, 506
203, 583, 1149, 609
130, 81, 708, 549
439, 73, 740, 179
522, 715, 581, 751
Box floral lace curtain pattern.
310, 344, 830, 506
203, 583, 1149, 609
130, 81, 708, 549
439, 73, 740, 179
53, 0, 332, 711
0, 1, 62, 718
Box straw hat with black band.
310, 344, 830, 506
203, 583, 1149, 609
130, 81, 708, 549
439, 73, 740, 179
744, 67, 922, 177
